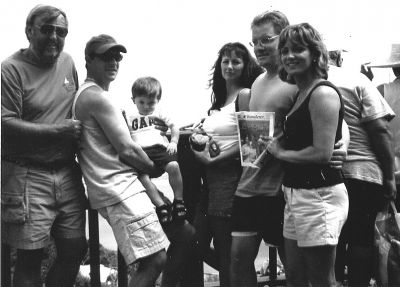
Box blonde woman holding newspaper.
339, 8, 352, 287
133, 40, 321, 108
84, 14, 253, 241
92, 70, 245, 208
266, 23, 348, 287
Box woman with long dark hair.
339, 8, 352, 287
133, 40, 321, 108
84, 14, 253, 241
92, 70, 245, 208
191, 42, 263, 287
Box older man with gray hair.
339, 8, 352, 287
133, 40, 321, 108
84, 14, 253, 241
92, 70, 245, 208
2, 5, 87, 287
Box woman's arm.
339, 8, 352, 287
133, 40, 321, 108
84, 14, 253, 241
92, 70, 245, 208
268, 86, 341, 164
191, 141, 240, 166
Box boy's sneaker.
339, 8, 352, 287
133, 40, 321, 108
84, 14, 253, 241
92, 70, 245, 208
156, 204, 172, 226
172, 199, 187, 222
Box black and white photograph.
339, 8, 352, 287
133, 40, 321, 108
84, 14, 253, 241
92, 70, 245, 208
1, 0, 399, 286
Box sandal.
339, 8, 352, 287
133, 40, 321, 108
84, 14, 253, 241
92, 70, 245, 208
172, 199, 187, 222
156, 204, 172, 226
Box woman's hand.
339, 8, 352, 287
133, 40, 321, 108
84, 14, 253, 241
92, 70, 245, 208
191, 142, 213, 166
266, 138, 283, 159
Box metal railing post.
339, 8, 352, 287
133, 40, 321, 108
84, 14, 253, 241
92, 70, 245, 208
269, 247, 277, 281
88, 208, 101, 287
118, 250, 128, 287
1, 243, 11, 287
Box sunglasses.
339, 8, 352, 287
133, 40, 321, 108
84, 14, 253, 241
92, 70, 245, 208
249, 34, 279, 47
93, 51, 123, 62
35, 24, 68, 38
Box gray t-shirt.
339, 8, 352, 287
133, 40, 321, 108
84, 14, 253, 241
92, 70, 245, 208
329, 65, 395, 185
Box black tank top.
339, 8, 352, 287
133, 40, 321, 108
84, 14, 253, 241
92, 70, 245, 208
282, 80, 344, 188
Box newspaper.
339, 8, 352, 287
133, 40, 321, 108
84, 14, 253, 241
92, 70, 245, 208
235, 112, 275, 167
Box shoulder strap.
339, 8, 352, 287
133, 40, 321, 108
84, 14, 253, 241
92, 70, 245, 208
306, 80, 344, 138
307, 80, 341, 99
235, 94, 240, 112
235, 88, 251, 112
307, 80, 343, 112
72, 81, 98, 120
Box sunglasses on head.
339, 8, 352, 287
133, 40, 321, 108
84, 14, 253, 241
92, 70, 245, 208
35, 24, 68, 38
93, 51, 123, 62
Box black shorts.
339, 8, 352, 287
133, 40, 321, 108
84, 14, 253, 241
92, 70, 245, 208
340, 179, 384, 246
143, 145, 177, 167
231, 195, 285, 246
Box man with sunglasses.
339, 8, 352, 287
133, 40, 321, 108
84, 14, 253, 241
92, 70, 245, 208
1, 5, 87, 287
73, 34, 171, 287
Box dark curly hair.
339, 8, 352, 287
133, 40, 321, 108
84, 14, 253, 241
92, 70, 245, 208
278, 23, 328, 84
208, 42, 264, 113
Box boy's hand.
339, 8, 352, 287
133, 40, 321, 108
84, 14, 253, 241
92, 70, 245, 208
153, 117, 169, 135
166, 142, 177, 155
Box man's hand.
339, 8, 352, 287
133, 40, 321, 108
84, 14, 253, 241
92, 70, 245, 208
57, 119, 82, 140
360, 63, 374, 81
166, 142, 177, 155
329, 140, 347, 169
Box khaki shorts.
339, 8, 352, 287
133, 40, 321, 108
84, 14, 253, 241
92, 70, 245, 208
1, 161, 87, 249
282, 183, 348, 247
98, 191, 169, 265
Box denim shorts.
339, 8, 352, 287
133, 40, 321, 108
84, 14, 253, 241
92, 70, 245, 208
97, 191, 169, 265
231, 195, 285, 247
1, 160, 87, 249
282, 183, 348, 247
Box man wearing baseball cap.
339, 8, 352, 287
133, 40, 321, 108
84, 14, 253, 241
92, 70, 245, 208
2, 5, 87, 287
73, 34, 170, 286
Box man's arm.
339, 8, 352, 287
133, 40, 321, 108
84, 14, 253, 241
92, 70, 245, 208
364, 117, 396, 199
82, 89, 157, 175
2, 118, 82, 140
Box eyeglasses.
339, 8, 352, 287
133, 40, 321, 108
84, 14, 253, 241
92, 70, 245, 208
35, 24, 68, 38
249, 35, 279, 47
93, 51, 123, 62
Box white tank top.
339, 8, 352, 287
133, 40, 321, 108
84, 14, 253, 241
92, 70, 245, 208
72, 82, 141, 209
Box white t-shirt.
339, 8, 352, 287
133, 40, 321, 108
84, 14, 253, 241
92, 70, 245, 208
202, 101, 239, 153
125, 107, 172, 148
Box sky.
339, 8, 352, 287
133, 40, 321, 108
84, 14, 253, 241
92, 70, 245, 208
1, 0, 399, 127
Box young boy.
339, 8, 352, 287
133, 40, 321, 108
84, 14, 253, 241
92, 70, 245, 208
124, 76, 187, 225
